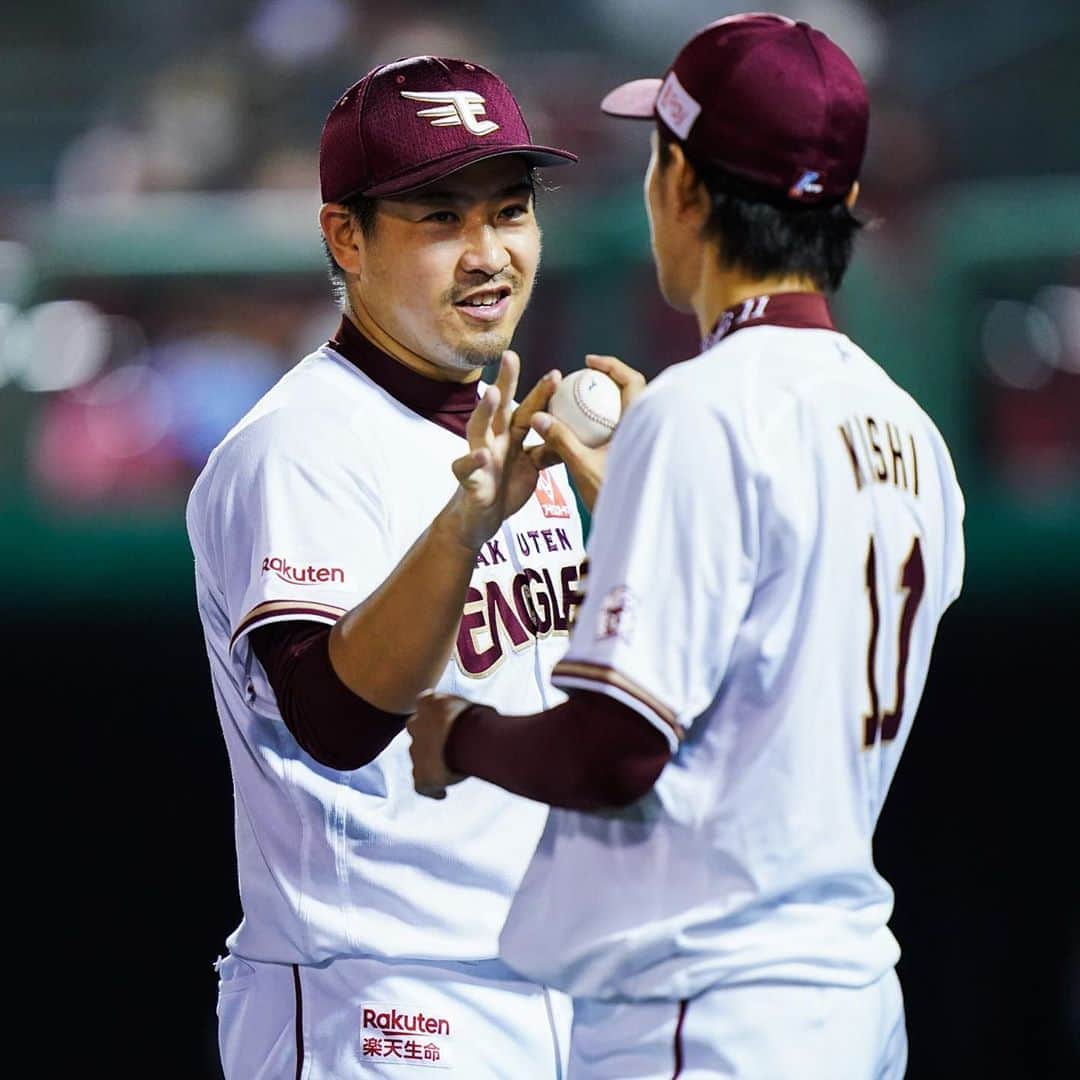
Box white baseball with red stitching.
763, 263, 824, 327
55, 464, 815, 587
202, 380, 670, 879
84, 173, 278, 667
549, 368, 622, 448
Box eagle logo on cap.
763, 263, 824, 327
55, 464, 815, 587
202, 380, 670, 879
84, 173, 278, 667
401, 90, 500, 136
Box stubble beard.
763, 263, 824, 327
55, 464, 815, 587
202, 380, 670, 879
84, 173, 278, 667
435, 277, 529, 372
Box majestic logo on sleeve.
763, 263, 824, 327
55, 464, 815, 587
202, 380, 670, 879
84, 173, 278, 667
400, 90, 500, 136
361, 1002, 453, 1069
261, 556, 344, 586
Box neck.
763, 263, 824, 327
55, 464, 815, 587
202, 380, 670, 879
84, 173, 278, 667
692, 253, 822, 340
344, 290, 481, 385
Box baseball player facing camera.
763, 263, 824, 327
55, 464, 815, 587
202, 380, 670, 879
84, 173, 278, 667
410, 14, 965, 1079
187, 55, 644, 1079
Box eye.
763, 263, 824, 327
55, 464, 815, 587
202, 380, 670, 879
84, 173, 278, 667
422, 210, 458, 224
499, 203, 530, 221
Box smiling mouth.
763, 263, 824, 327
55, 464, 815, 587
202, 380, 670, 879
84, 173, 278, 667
454, 286, 512, 311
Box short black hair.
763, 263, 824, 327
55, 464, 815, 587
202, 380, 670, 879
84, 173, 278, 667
323, 191, 378, 305
658, 134, 863, 292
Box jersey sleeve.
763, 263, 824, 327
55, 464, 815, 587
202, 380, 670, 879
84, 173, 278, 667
209, 411, 393, 657
552, 382, 759, 751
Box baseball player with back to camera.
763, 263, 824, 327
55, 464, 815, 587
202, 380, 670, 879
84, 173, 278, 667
186, 55, 644, 1079
409, 14, 966, 1079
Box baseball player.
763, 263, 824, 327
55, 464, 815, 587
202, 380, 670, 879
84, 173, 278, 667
408, 15, 966, 1079
186, 56, 599, 1079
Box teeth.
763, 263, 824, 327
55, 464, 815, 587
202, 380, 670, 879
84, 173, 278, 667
463, 293, 503, 307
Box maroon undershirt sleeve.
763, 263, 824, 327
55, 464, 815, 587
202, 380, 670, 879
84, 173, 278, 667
249, 621, 408, 771
443, 690, 673, 811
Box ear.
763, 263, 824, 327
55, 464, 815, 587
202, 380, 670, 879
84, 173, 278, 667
664, 141, 711, 226
844, 181, 861, 210
320, 203, 364, 275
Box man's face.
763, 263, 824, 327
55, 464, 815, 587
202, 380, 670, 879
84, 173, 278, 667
644, 131, 695, 314
355, 156, 541, 373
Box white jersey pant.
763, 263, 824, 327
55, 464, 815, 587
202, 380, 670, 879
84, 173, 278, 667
567, 970, 907, 1080
215, 952, 572, 1079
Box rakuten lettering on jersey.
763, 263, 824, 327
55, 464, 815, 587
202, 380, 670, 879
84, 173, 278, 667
261, 555, 345, 585
360, 1002, 453, 1069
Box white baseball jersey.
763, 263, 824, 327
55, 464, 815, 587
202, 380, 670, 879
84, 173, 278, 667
186, 324, 585, 966
499, 294, 965, 1001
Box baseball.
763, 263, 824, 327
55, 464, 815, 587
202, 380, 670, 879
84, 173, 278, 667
548, 368, 622, 448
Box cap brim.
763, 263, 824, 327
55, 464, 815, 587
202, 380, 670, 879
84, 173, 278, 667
601, 78, 662, 119
363, 145, 578, 199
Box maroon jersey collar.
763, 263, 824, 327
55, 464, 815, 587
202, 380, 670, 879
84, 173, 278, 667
328, 315, 479, 438
702, 292, 836, 351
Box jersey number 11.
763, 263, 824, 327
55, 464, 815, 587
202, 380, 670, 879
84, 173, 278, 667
862, 536, 925, 749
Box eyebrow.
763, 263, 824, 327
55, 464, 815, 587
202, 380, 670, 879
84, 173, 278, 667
403, 180, 535, 208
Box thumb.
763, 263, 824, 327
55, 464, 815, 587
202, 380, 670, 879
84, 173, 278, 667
531, 412, 590, 466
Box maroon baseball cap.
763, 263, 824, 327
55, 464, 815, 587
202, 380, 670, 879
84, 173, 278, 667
320, 56, 577, 202
601, 13, 868, 204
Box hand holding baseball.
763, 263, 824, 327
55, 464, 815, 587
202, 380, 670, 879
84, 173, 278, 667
528, 354, 647, 511
548, 368, 622, 448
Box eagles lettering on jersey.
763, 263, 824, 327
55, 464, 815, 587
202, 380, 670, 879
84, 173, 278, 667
458, 523, 582, 677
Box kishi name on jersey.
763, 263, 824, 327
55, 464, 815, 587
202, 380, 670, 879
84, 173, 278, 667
838, 414, 921, 496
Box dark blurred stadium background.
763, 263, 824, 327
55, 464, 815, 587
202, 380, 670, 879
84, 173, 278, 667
3, 1, 1077, 1076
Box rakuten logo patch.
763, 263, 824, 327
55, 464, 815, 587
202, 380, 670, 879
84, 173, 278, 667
261, 556, 344, 586
360, 1002, 454, 1069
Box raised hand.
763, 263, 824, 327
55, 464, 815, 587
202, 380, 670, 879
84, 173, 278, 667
443, 351, 561, 550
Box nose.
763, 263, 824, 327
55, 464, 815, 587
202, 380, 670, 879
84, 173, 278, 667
459, 223, 510, 278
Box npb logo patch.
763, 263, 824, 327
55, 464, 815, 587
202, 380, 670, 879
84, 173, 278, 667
401, 90, 500, 136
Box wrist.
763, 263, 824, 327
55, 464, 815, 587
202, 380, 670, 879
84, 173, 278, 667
443, 703, 498, 777
435, 494, 495, 555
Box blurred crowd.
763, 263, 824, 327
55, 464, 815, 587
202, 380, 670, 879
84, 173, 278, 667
1, 0, 1077, 510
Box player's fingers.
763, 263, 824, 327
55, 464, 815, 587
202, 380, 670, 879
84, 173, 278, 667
585, 354, 647, 407
510, 369, 561, 441
414, 779, 448, 800
492, 351, 520, 436
451, 447, 492, 486
526, 443, 564, 471
466, 385, 500, 448
530, 412, 590, 467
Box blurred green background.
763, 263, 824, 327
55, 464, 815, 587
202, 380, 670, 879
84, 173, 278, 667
2, 1, 1077, 1077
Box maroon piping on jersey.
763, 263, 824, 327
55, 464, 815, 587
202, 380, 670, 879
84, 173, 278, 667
292, 965, 304, 1080
672, 999, 689, 1079
329, 315, 479, 438
701, 291, 836, 350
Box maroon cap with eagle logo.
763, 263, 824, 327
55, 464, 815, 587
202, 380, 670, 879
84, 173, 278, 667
320, 56, 578, 203
601, 13, 869, 204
